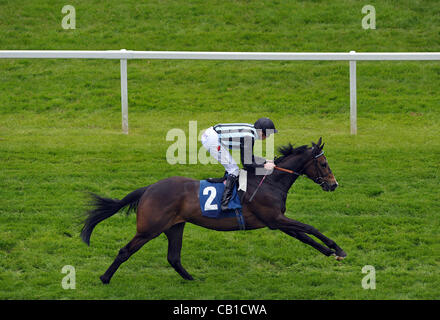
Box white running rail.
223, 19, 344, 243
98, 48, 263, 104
1, 50, 439, 134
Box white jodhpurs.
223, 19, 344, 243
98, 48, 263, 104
201, 127, 239, 177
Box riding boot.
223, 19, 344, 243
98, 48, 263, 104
221, 174, 238, 211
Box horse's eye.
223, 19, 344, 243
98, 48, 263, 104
321, 162, 327, 168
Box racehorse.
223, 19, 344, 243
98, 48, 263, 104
80, 138, 346, 284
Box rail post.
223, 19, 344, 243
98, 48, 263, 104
349, 50, 357, 135
120, 49, 128, 134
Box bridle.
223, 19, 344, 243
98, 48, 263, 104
274, 150, 328, 186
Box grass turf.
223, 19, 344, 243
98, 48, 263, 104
0, 0, 439, 299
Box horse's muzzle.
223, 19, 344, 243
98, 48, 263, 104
322, 181, 338, 192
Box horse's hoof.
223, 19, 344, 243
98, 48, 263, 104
331, 253, 345, 261
100, 275, 110, 284
337, 250, 347, 257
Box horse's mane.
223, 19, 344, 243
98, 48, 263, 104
274, 143, 309, 165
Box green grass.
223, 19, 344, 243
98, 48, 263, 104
0, 0, 439, 299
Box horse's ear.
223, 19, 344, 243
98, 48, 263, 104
320, 143, 325, 151
317, 137, 322, 147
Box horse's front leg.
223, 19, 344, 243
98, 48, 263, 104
308, 227, 347, 260
271, 214, 346, 260
281, 227, 335, 256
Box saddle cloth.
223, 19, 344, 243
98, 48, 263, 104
199, 179, 242, 218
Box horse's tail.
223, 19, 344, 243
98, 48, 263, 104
80, 186, 149, 246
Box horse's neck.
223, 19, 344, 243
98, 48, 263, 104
245, 169, 296, 196
267, 169, 298, 194
268, 154, 308, 193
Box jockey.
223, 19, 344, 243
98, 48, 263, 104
201, 117, 277, 211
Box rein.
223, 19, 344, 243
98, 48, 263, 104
274, 166, 300, 175
275, 151, 324, 174
274, 150, 326, 182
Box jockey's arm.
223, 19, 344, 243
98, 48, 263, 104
240, 137, 272, 170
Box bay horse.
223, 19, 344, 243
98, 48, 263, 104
81, 138, 346, 284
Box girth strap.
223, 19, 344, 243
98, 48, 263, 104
235, 209, 246, 230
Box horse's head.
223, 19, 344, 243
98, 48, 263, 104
302, 138, 338, 192
275, 137, 338, 192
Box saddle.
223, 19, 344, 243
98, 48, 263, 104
199, 170, 248, 230
206, 169, 247, 193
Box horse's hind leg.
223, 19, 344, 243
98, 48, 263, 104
100, 232, 159, 284
164, 223, 194, 280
